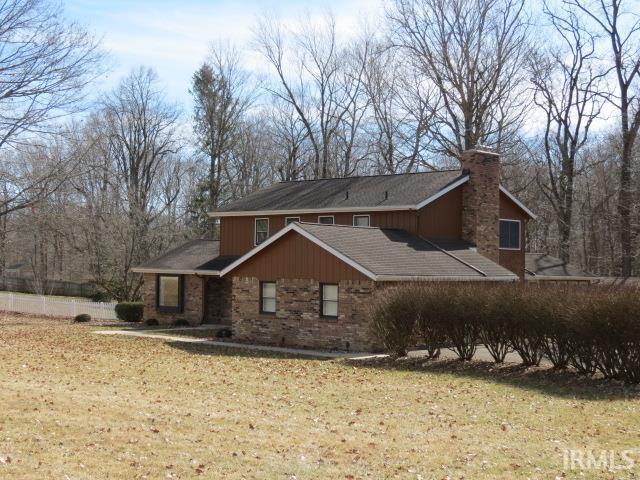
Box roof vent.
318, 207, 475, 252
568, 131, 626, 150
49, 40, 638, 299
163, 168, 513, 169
345, 191, 349, 200
384, 191, 388, 201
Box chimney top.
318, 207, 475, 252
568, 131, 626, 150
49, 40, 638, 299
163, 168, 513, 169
463, 146, 500, 157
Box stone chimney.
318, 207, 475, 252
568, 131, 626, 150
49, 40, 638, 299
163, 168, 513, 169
460, 148, 500, 263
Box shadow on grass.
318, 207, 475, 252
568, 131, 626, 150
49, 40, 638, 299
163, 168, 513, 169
170, 339, 639, 400
346, 355, 640, 401
167, 339, 335, 362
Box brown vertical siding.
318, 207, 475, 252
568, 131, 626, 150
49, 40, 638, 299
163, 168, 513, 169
218, 187, 466, 256
219, 210, 420, 256
417, 187, 462, 239
499, 191, 528, 277
229, 230, 368, 282
219, 186, 530, 279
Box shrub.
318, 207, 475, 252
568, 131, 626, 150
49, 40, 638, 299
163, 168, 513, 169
477, 285, 512, 363
500, 285, 546, 367
577, 287, 640, 382
173, 319, 190, 327
115, 302, 143, 322
216, 327, 232, 338
73, 313, 91, 323
431, 284, 481, 361
145, 318, 159, 326
372, 287, 419, 357
538, 285, 582, 370
413, 285, 450, 359
91, 291, 112, 303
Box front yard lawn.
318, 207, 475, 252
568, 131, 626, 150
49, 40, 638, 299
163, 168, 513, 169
0, 315, 638, 479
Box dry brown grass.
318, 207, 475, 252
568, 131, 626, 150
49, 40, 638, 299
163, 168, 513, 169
1, 315, 639, 479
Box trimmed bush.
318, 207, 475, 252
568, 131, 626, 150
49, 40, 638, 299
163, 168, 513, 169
504, 286, 547, 367
91, 291, 112, 303
115, 302, 143, 322
372, 282, 640, 383
73, 313, 91, 323
372, 287, 419, 357
477, 285, 512, 363
439, 284, 481, 361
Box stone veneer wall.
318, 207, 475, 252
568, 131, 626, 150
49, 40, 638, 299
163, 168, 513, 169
142, 273, 204, 326
231, 277, 381, 352
205, 277, 232, 325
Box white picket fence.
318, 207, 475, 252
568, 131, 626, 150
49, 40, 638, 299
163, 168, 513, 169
0, 292, 117, 320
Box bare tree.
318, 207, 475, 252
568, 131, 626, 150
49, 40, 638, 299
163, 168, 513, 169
190, 43, 254, 234
255, 13, 362, 178
387, 0, 530, 158
267, 99, 311, 181
70, 68, 183, 301
363, 40, 437, 173
0, 0, 102, 149
529, 1, 606, 262
568, 0, 640, 276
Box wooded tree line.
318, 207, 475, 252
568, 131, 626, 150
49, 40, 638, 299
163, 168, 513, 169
0, 0, 638, 300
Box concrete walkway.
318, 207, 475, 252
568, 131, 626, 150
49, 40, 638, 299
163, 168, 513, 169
94, 327, 546, 365
93, 328, 373, 359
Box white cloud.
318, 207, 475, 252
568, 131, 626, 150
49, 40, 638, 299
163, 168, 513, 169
68, 0, 383, 104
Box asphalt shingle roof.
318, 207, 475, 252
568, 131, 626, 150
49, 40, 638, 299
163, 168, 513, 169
525, 253, 593, 278
294, 223, 517, 280
212, 170, 464, 213
134, 240, 238, 273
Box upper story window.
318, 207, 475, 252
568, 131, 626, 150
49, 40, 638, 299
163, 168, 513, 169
499, 219, 521, 250
318, 216, 334, 225
321, 283, 338, 318
157, 274, 183, 313
260, 281, 276, 314
255, 218, 269, 245
285, 217, 300, 226
353, 215, 370, 227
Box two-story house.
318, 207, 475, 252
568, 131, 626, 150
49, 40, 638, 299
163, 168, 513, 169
133, 149, 535, 351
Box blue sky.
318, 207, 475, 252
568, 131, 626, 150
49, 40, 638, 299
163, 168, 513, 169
64, 0, 381, 107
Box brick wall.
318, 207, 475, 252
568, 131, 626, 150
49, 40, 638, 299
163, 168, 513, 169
231, 277, 381, 352
142, 273, 204, 326
460, 149, 500, 263
205, 277, 232, 325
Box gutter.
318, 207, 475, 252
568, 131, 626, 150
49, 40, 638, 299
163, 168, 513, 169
131, 268, 222, 276
375, 275, 518, 282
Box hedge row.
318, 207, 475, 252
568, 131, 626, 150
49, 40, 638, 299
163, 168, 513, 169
372, 283, 640, 384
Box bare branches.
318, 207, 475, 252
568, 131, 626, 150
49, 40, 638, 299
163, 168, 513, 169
0, 0, 103, 149
387, 0, 530, 157
529, 0, 608, 262
254, 13, 365, 178
564, 0, 640, 275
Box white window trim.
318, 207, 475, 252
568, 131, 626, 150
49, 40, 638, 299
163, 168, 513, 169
260, 281, 276, 314
285, 216, 300, 225
352, 214, 370, 227
254, 217, 269, 246
317, 215, 335, 225
321, 283, 339, 318
499, 218, 521, 251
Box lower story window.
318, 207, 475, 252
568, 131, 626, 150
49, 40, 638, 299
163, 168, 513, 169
321, 284, 338, 318
157, 274, 183, 312
260, 281, 276, 314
